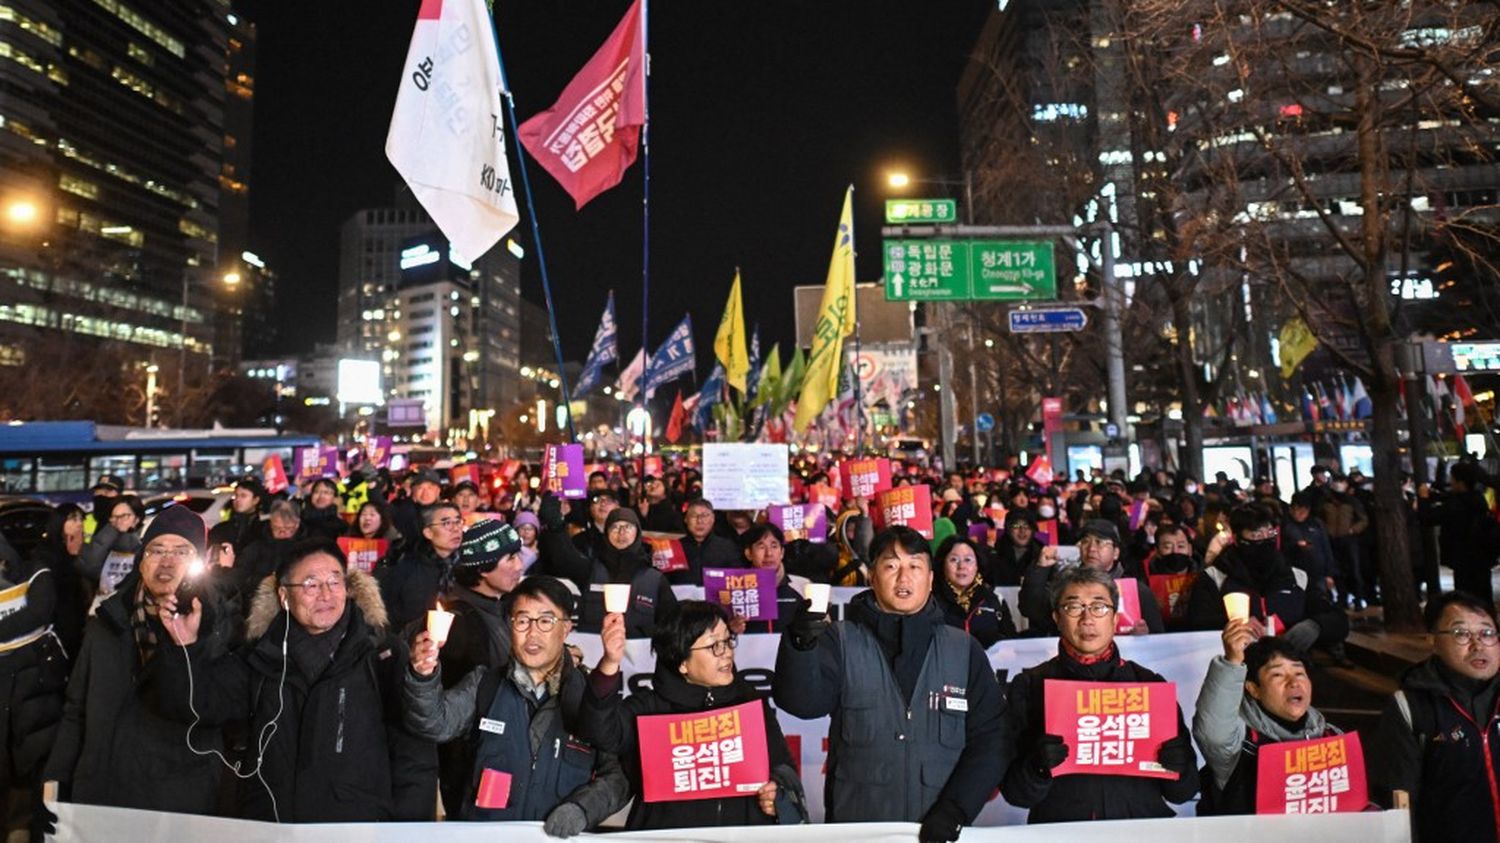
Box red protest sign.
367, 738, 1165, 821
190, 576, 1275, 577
1035, 518, 1060, 546
637, 701, 770, 802
1025, 454, 1054, 487
1114, 577, 1145, 634
873, 484, 934, 539
839, 458, 892, 499
1043, 679, 1179, 780
262, 455, 289, 495
336, 538, 388, 574
1255, 732, 1367, 815
1147, 568, 1197, 625
643, 455, 664, 479
809, 483, 841, 513
450, 463, 480, 487
644, 535, 689, 574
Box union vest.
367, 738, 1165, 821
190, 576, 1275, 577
464, 668, 597, 821
578, 563, 666, 636
825, 618, 972, 822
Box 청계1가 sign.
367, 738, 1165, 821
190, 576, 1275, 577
1009, 307, 1089, 334
885, 199, 957, 225
883, 240, 1057, 302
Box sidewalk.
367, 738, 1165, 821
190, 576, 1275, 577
1343, 607, 1432, 674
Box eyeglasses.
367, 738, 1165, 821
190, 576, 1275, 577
1239, 525, 1280, 543
608, 523, 637, 534
428, 517, 464, 530
511, 613, 561, 633
143, 546, 194, 561
690, 635, 738, 657
1058, 602, 1115, 618
284, 577, 346, 594
109, 512, 136, 523
1439, 627, 1500, 647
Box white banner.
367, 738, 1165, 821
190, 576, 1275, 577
51, 803, 1412, 842
702, 444, 791, 510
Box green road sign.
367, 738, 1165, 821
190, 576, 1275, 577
885, 199, 957, 224
883, 239, 1056, 301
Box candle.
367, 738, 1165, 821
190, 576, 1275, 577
803, 583, 832, 614
603, 583, 631, 614
1223, 592, 1250, 622
427, 601, 455, 646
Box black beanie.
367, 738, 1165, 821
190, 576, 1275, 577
141, 505, 207, 557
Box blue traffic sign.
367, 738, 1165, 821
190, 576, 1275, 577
975, 412, 995, 433
1008, 307, 1088, 334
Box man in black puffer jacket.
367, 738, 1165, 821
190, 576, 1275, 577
1002, 566, 1199, 822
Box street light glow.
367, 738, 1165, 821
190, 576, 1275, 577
4, 199, 39, 226
887, 172, 912, 188
223, 270, 242, 286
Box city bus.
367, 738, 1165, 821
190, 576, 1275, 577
0, 421, 321, 499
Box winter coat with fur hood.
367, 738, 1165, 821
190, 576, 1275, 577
155, 569, 437, 823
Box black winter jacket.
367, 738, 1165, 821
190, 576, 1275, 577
377, 541, 458, 632
1002, 644, 1200, 822
933, 579, 1016, 648
155, 571, 437, 822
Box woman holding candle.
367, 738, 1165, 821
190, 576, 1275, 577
155, 538, 436, 822
579, 600, 806, 829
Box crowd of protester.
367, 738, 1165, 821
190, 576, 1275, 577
0, 451, 1491, 841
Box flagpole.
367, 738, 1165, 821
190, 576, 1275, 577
637, 0, 652, 481
489, 14, 577, 442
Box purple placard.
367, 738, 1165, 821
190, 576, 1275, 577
542, 443, 587, 499
702, 567, 778, 621
295, 446, 338, 481
766, 503, 828, 544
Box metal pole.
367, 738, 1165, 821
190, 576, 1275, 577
937, 310, 957, 472
177, 269, 189, 427
967, 326, 980, 467
1100, 222, 1128, 438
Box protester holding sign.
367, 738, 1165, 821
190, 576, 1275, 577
403, 576, 629, 832
77, 496, 143, 602
1184, 503, 1349, 662
1192, 621, 1342, 814
722, 523, 807, 634
1001, 567, 1199, 822
580, 601, 805, 829
773, 527, 1007, 842
1372, 591, 1500, 842
1019, 520, 1164, 636
537, 494, 676, 637
932, 536, 1016, 648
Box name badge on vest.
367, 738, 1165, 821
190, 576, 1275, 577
944, 696, 968, 712
479, 717, 506, 735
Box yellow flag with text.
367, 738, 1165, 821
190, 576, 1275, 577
794, 187, 856, 432
713, 271, 750, 393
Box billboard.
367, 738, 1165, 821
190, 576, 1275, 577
398, 233, 472, 287
336, 359, 383, 405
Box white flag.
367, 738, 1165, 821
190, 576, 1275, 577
386, 0, 519, 262
615, 348, 646, 402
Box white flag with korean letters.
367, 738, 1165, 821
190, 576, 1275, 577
386, 0, 518, 262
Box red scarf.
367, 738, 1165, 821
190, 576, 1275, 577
1061, 639, 1117, 665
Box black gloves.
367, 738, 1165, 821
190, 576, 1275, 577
1031, 733, 1069, 777
786, 597, 830, 651
538, 493, 564, 531
1156, 734, 1196, 773
918, 798, 967, 843
542, 801, 587, 838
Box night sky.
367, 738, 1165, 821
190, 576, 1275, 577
240, 0, 992, 366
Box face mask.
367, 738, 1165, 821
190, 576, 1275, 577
1184, 483, 1198, 495
1037, 505, 1056, 519
1159, 552, 1196, 572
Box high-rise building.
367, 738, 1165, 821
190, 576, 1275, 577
0, 1, 248, 400
337, 200, 524, 440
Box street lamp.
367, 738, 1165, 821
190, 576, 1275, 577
4, 199, 39, 227
885, 170, 974, 225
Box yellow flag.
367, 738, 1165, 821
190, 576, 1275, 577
713, 271, 750, 392
794, 186, 856, 432
1278, 316, 1317, 379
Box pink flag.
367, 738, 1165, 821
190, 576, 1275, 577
518, 0, 645, 209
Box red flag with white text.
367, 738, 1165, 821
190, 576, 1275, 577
518, 0, 645, 209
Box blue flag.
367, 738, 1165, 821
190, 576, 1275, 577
745, 325, 762, 399
574, 292, 618, 396
695, 363, 725, 430
644, 314, 695, 399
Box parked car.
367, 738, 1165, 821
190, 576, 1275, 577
0, 496, 59, 562
141, 489, 233, 531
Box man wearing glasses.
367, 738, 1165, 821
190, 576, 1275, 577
404, 575, 628, 833
1001, 566, 1199, 822
1184, 503, 1349, 660
1020, 519, 1166, 635
774, 526, 1006, 843
379, 502, 466, 630
1374, 591, 1500, 842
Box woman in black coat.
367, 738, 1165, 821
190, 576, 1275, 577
933, 536, 1017, 648
580, 600, 806, 829
158, 538, 436, 823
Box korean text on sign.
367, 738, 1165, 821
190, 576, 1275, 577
701, 567, 777, 621
873, 484, 934, 538
1255, 733, 1368, 815
1043, 679, 1179, 780
637, 700, 770, 803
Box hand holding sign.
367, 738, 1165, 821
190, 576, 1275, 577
1255, 733, 1367, 814
637, 701, 770, 802
1043, 679, 1179, 780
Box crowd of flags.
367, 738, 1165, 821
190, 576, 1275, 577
1206, 372, 1483, 443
